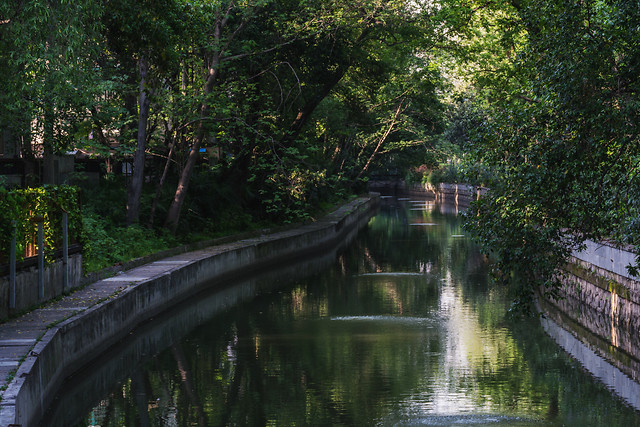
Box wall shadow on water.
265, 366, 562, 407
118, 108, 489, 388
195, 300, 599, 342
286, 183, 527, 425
43, 196, 640, 426
539, 297, 640, 412
41, 230, 360, 427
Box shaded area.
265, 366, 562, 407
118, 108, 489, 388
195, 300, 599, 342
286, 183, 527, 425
45, 198, 640, 426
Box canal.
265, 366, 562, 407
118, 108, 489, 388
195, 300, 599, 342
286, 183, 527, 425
44, 197, 640, 426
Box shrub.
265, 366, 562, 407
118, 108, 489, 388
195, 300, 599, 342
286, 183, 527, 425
0, 185, 82, 264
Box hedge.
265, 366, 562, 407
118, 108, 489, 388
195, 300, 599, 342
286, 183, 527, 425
0, 185, 82, 264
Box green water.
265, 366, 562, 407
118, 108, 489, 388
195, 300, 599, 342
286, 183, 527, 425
47, 198, 640, 426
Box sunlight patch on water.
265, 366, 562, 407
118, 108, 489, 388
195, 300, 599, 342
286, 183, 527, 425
385, 414, 539, 426
410, 223, 439, 226
330, 315, 436, 326
357, 272, 429, 277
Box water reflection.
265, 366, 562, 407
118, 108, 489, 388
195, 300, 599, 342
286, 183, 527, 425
540, 312, 640, 411
45, 197, 640, 426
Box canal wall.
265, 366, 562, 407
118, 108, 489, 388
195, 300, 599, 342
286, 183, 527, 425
430, 183, 486, 207
45, 244, 345, 426
542, 241, 640, 385
368, 181, 486, 209
0, 196, 379, 427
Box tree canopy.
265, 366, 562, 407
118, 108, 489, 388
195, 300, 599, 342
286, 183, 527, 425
1, 0, 461, 228
456, 0, 640, 310
2, 0, 638, 306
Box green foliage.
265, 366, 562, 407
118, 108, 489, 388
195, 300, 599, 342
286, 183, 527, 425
457, 0, 640, 310
80, 175, 128, 226
2, 0, 457, 234
264, 171, 353, 223
179, 165, 254, 234
423, 158, 492, 188
81, 214, 176, 272
425, 161, 461, 187
0, 0, 105, 156
0, 186, 82, 264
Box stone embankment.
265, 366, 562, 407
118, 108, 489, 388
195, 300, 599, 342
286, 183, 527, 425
0, 196, 378, 427
369, 181, 487, 209
543, 240, 640, 385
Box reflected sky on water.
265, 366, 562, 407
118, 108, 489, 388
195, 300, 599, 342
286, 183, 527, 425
45, 197, 640, 426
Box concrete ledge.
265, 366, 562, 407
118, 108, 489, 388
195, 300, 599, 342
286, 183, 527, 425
0, 196, 379, 427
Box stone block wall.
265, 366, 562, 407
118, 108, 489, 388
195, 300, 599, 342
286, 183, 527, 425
573, 239, 639, 280
433, 183, 478, 207
372, 181, 487, 209
546, 255, 640, 381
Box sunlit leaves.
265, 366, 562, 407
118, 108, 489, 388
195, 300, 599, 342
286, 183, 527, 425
459, 0, 640, 310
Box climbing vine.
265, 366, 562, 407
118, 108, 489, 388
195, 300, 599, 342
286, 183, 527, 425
0, 186, 82, 264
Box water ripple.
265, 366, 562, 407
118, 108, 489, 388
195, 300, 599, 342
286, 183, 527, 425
330, 315, 436, 326
387, 414, 539, 426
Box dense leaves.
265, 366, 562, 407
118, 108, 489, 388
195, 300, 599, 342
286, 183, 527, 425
458, 0, 640, 310
2, 0, 455, 232
3, 0, 638, 303
0, 186, 82, 263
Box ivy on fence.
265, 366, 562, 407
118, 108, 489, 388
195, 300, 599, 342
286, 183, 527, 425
0, 185, 82, 265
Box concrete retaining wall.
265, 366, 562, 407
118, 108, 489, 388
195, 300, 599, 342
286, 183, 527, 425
45, 243, 346, 425
2, 196, 378, 427
369, 181, 486, 209
544, 252, 640, 383
0, 254, 83, 320
573, 239, 640, 281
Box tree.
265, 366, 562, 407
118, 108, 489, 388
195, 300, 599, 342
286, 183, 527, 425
459, 0, 640, 311
224, 0, 451, 221
102, 0, 184, 225
0, 0, 103, 182
163, 1, 274, 232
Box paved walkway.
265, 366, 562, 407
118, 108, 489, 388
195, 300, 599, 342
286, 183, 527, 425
0, 256, 197, 393
0, 196, 377, 427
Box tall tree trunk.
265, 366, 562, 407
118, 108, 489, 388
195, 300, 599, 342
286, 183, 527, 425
164, 5, 235, 233
281, 27, 371, 147
149, 129, 175, 227
356, 99, 404, 179
284, 63, 350, 145
163, 108, 208, 233
126, 55, 151, 225
90, 105, 116, 174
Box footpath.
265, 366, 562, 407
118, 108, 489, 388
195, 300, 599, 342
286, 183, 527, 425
0, 196, 378, 427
